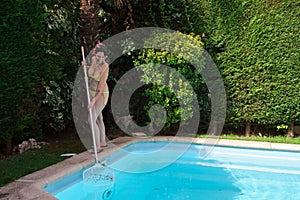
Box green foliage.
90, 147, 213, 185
43, 0, 80, 78
42, 80, 74, 131
41, 0, 80, 133
119, 0, 195, 33
0, 0, 80, 154
198, 0, 300, 130
99, 0, 195, 33
133, 32, 209, 129
175, 0, 300, 135
1, 0, 298, 151
276, 124, 289, 131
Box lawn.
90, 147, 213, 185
0, 133, 85, 187
200, 134, 300, 144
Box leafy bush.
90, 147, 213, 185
42, 80, 74, 131
132, 32, 210, 130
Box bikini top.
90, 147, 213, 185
88, 67, 101, 81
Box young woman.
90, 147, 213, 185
87, 42, 109, 151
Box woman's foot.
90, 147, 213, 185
89, 147, 104, 153
100, 143, 108, 147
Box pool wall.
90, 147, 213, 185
1, 136, 300, 199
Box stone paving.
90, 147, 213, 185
1, 136, 300, 200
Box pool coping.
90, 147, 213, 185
1, 136, 300, 200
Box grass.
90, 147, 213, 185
199, 134, 300, 144
0, 134, 85, 187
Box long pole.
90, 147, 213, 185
81, 46, 99, 162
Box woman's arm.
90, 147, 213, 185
97, 63, 109, 92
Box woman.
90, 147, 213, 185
87, 42, 109, 151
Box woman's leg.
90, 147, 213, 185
97, 112, 107, 147
95, 93, 108, 147
91, 107, 101, 151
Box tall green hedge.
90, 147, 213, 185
201, 0, 300, 134
0, 0, 80, 155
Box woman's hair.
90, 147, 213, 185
93, 42, 107, 55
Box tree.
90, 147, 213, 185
79, 0, 101, 53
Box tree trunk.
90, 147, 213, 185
245, 121, 251, 137
125, 2, 134, 30
99, 0, 134, 34
287, 121, 295, 138
79, 0, 100, 53
5, 136, 12, 156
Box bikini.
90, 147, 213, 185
88, 67, 109, 117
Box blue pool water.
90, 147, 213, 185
44, 142, 300, 199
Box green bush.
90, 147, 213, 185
0, 0, 80, 155
41, 80, 74, 132
132, 32, 210, 130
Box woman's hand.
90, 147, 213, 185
82, 60, 88, 67
88, 97, 96, 109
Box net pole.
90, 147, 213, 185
81, 46, 99, 162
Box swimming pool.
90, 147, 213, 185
44, 141, 300, 199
